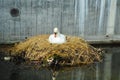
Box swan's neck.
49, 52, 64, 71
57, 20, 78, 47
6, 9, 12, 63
54, 32, 60, 37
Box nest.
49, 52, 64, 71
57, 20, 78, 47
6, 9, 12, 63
11, 34, 102, 66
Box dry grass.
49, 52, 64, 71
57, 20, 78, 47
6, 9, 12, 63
11, 34, 102, 66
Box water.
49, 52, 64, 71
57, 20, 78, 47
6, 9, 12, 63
0, 47, 120, 80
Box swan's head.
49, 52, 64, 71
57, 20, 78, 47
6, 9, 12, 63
54, 27, 59, 33
53, 27, 59, 37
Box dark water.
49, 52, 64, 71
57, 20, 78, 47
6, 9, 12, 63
0, 47, 120, 80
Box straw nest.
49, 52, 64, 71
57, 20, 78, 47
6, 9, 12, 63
11, 34, 102, 66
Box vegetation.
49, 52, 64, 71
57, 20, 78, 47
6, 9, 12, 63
11, 35, 102, 67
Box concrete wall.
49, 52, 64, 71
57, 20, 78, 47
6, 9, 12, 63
0, 0, 119, 43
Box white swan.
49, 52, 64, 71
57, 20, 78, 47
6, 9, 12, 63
49, 27, 66, 44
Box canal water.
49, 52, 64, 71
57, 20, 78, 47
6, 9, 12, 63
0, 47, 120, 80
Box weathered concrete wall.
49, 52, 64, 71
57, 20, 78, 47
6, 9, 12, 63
0, 0, 119, 43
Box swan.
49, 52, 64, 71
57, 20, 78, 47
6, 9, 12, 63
49, 27, 66, 44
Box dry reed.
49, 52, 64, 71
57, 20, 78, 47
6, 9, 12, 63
11, 34, 102, 66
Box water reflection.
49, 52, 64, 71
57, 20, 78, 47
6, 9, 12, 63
10, 66, 20, 80
103, 53, 112, 80
0, 48, 120, 80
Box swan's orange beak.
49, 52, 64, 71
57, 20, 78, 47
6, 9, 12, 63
54, 32, 57, 37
